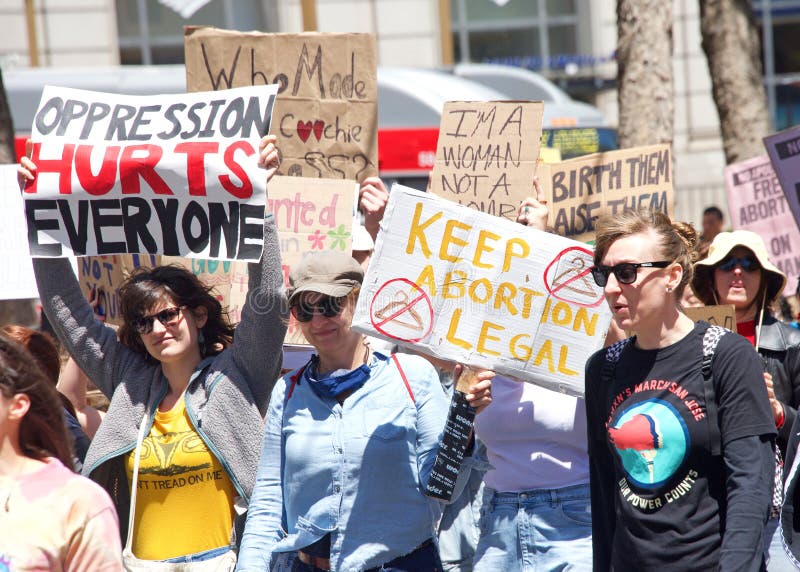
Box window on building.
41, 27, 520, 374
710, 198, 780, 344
450, 0, 578, 72
116, 0, 270, 65
754, 1, 800, 129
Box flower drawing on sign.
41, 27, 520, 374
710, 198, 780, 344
328, 225, 351, 251
308, 229, 326, 250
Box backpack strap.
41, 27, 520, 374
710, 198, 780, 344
391, 353, 416, 403
702, 325, 728, 457
601, 338, 633, 385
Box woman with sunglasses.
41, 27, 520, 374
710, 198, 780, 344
585, 210, 776, 571
18, 135, 286, 565
0, 332, 122, 570
692, 230, 799, 570
236, 250, 493, 572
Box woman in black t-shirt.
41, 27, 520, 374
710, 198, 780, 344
585, 210, 776, 572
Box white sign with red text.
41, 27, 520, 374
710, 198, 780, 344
22, 84, 278, 261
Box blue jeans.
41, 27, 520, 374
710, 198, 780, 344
765, 516, 796, 571
438, 462, 485, 572
473, 483, 593, 572
290, 540, 442, 572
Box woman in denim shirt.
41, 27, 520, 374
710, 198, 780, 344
236, 251, 493, 572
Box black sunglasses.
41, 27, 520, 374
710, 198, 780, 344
291, 296, 346, 323
132, 306, 185, 335
717, 255, 761, 273
591, 261, 672, 287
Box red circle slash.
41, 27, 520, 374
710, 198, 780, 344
369, 278, 434, 342
544, 246, 605, 308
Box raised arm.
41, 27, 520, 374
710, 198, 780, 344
19, 153, 140, 398
231, 135, 289, 416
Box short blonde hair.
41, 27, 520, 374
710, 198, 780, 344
594, 209, 698, 298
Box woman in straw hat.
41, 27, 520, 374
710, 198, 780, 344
692, 230, 800, 570
586, 211, 775, 571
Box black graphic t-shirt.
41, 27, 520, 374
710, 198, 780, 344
585, 322, 775, 571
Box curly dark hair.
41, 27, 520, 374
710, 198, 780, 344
0, 333, 72, 467
117, 265, 235, 363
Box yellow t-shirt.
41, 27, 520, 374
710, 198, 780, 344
125, 397, 235, 560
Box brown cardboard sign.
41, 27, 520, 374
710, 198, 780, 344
429, 101, 544, 221
184, 27, 378, 182
683, 305, 737, 331
77, 254, 159, 326
538, 144, 674, 243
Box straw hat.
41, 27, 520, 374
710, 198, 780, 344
692, 230, 786, 306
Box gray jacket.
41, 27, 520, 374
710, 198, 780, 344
33, 213, 287, 541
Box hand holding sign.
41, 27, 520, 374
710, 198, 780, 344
516, 176, 549, 231
426, 364, 494, 502
358, 176, 389, 241
258, 135, 281, 181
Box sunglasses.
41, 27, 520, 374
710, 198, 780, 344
591, 261, 672, 287
132, 306, 185, 335
717, 255, 761, 273
291, 296, 346, 323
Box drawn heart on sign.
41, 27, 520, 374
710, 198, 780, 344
297, 121, 313, 142
297, 120, 326, 142
312, 120, 324, 141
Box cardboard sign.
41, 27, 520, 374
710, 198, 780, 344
77, 254, 159, 326
352, 184, 613, 397
725, 155, 800, 296
184, 28, 378, 182
429, 101, 544, 221
23, 84, 278, 261
683, 305, 736, 331
538, 144, 673, 242
0, 165, 39, 299
164, 176, 355, 344
765, 126, 800, 231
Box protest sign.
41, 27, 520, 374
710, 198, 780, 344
77, 254, 158, 326
23, 84, 278, 260
351, 184, 613, 397
428, 101, 544, 221
184, 27, 378, 182
683, 305, 736, 331
537, 144, 673, 243
765, 126, 800, 231
724, 155, 800, 296
0, 165, 39, 299
164, 175, 355, 344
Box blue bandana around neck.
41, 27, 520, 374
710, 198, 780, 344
306, 354, 371, 400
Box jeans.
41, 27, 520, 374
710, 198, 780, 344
438, 459, 486, 572
765, 516, 797, 571
161, 544, 233, 563
473, 483, 593, 572
290, 540, 443, 572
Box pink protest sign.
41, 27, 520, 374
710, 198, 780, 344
724, 155, 800, 296
765, 126, 800, 235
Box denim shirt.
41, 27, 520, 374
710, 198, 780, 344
236, 351, 473, 571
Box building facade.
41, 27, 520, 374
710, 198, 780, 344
1, 0, 797, 225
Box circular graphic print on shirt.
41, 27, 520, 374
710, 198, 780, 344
609, 398, 689, 489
